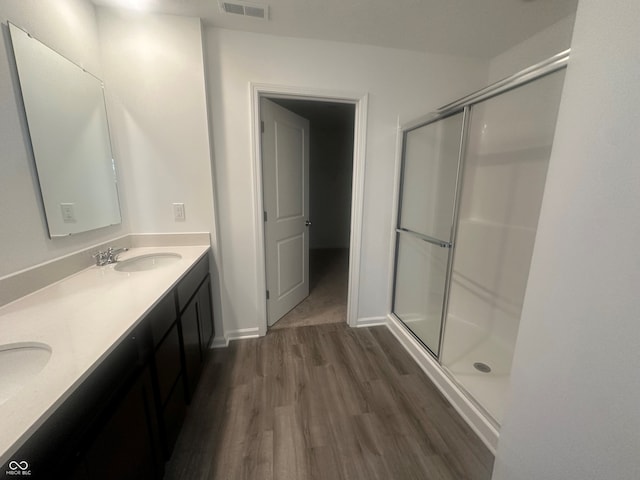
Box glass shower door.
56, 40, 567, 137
392, 112, 464, 357
441, 69, 567, 424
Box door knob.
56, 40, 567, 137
305, 220, 312, 227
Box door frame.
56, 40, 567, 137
250, 83, 369, 335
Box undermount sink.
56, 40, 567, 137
114, 253, 182, 272
0, 343, 51, 405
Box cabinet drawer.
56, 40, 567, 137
176, 255, 209, 312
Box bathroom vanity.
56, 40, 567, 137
0, 245, 214, 479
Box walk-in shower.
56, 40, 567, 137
391, 52, 568, 428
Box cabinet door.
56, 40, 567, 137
182, 277, 215, 402
162, 376, 186, 457
83, 369, 159, 480
198, 277, 214, 354
152, 322, 186, 460
154, 323, 182, 405
181, 297, 202, 401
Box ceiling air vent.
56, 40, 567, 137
220, 1, 269, 20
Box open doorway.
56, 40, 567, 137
261, 97, 356, 329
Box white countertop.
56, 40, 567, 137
0, 245, 210, 465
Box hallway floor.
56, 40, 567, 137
271, 248, 349, 330
165, 323, 494, 480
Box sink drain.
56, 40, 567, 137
473, 362, 492, 373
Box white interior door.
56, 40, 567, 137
261, 98, 310, 326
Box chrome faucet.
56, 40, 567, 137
93, 247, 129, 266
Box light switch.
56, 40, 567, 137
173, 203, 186, 221
60, 203, 76, 223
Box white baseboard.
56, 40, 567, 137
386, 314, 499, 454
211, 327, 261, 349
210, 336, 229, 349
355, 316, 388, 328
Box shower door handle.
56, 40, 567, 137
396, 228, 452, 248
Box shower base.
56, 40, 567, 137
442, 315, 514, 425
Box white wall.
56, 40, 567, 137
0, 0, 128, 277
97, 9, 215, 235
96, 8, 222, 340
493, 0, 640, 478
488, 13, 576, 83
204, 27, 488, 334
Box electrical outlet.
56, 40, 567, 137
60, 203, 76, 223
173, 203, 186, 221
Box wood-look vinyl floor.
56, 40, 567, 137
165, 323, 494, 479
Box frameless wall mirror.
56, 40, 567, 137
9, 22, 122, 238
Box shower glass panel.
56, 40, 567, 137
441, 69, 567, 425
393, 112, 464, 356
399, 113, 463, 240
394, 234, 451, 353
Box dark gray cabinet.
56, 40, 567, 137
3, 254, 215, 480
146, 255, 213, 458
6, 323, 161, 480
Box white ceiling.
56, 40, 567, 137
91, 0, 578, 58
